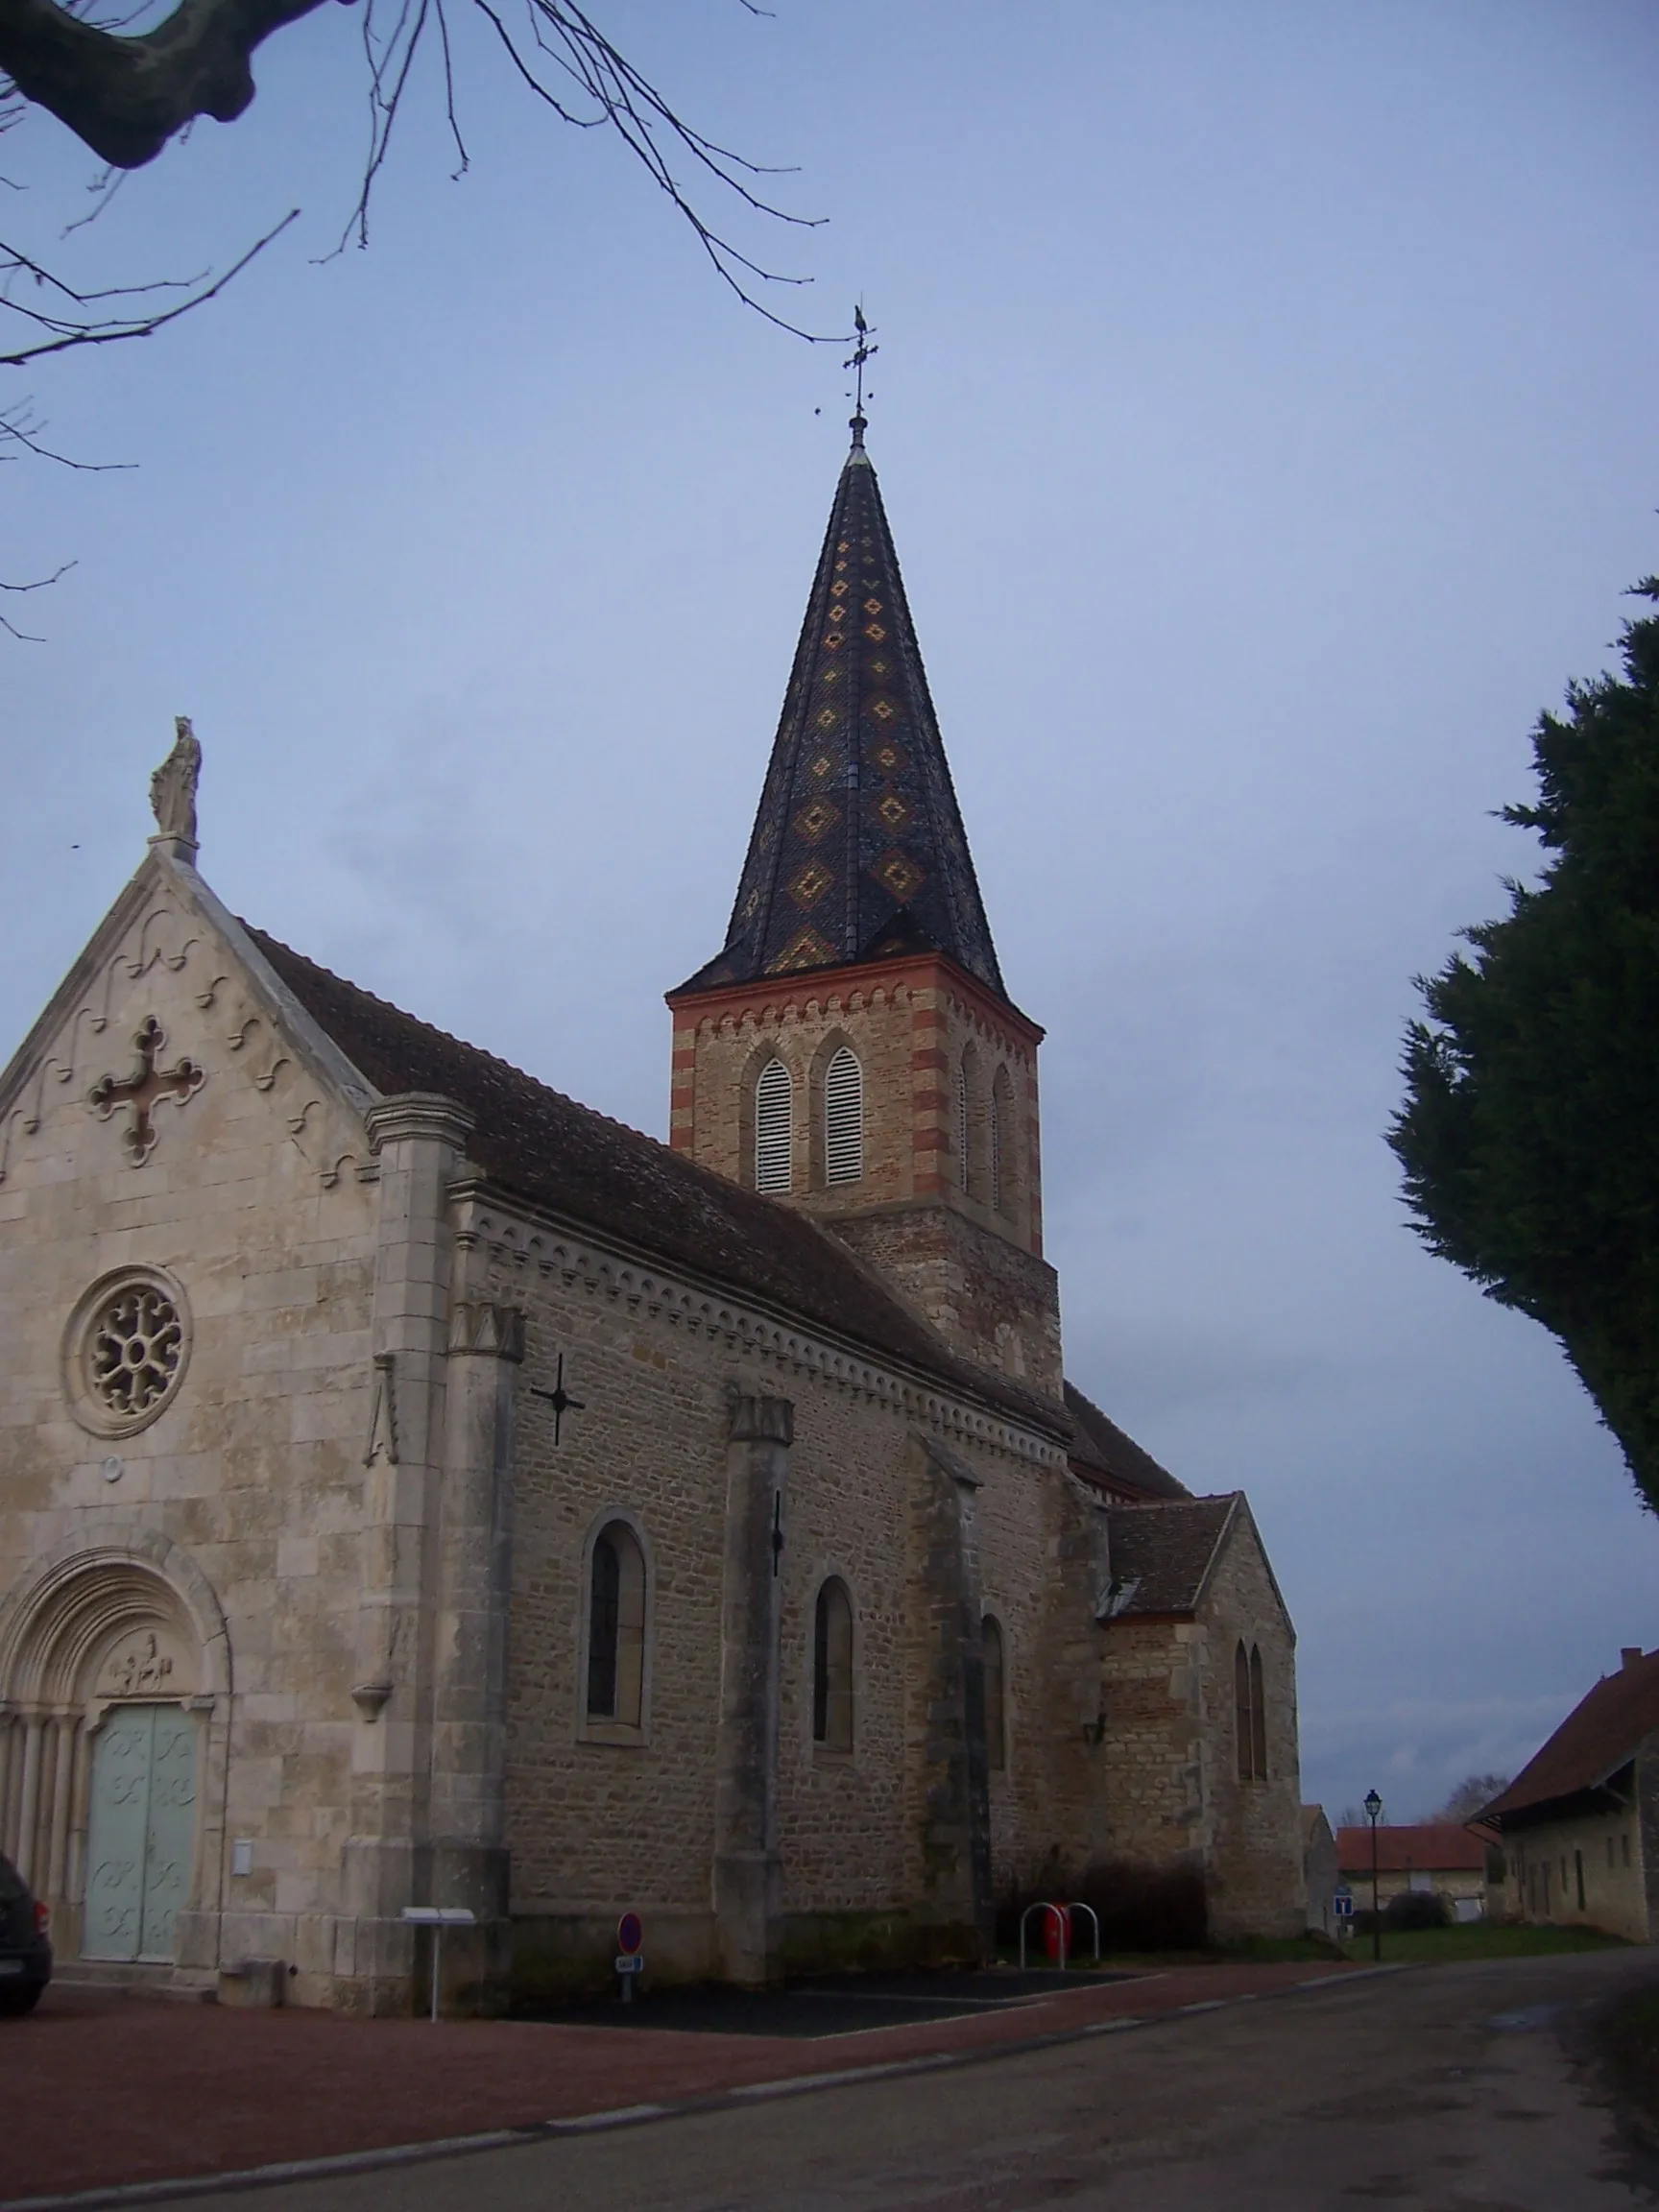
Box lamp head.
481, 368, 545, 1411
1364, 1789, 1383, 1822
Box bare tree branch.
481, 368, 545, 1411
1, 394, 130, 465
0, 0, 331, 168
1, 204, 298, 364
0, 554, 74, 637
2, 0, 835, 334
0, 2, 838, 637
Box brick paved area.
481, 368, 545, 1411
0, 1962, 1359, 2203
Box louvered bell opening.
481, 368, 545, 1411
956, 1060, 970, 1190
756, 1059, 793, 1192
989, 1092, 1003, 1214
824, 1047, 863, 1185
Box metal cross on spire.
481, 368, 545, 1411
845, 303, 878, 446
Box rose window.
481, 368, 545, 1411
87, 1284, 184, 1420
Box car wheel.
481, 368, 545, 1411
0, 1983, 43, 2017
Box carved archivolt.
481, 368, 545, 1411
0, 1532, 228, 1714
0, 1534, 229, 1904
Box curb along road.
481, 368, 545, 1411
3, 1967, 1408, 2212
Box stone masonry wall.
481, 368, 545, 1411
1497, 1775, 1653, 1943
668, 955, 1042, 1249
0, 864, 380, 2005
1195, 1514, 1305, 1940
1097, 1617, 1205, 1872
474, 1203, 1084, 1992
1095, 1511, 1304, 1940
828, 1206, 1063, 1402
668, 953, 1056, 1393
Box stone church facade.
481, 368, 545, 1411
0, 421, 1305, 2012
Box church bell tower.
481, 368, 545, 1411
666, 411, 1062, 1399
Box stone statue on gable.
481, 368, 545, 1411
150, 716, 202, 846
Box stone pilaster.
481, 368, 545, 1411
426, 1295, 523, 2014
339, 1093, 472, 2013
1061, 1476, 1115, 1868
712, 1388, 792, 1986
910, 1434, 994, 1960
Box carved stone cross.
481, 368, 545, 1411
89, 1016, 205, 1166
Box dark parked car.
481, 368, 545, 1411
0, 1853, 52, 2016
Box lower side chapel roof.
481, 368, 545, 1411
1102, 1496, 1239, 1618
243, 926, 1064, 1435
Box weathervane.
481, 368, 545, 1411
844, 303, 878, 445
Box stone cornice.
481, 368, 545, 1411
365, 1093, 475, 1155
667, 947, 1045, 1053
445, 1179, 1069, 1467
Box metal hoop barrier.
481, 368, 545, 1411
1018, 1900, 1068, 1970
1065, 1901, 1101, 1963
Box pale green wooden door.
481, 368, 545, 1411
139, 1709, 197, 1958
84, 1706, 197, 1961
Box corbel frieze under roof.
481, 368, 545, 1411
447, 1187, 1068, 1470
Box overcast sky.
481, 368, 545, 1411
6, 1, 1658, 1826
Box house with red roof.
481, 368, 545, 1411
1334, 1822, 1487, 1919
1479, 1647, 1659, 1942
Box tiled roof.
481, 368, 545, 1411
676, 437, 1005, 999
244, 927, 1064, 1434
1102, 1496, 1238, 1617
1065, 1382, 1190, 1501
1481, 1648, 1659, 1823
1334, 1824, 1486, 1876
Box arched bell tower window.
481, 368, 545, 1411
812, 1577, 854, 1751
956, 1050, 973, 1192
991, 1066, 1015, 1216
755, 1059, 793, 1193
824, 1046, 863, 1185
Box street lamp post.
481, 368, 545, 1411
1364, 1789, 1383, 1962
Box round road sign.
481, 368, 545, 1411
616, 1910, 644, 1956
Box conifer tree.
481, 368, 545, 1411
1390, 577, 1659, 1509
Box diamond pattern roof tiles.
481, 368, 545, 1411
677, 440, 1005, 998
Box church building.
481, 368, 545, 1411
0, 419, 1305, 2011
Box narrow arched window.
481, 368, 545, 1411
991, 1067, 1015, 1216
755, 1059, 793, 1193
956, 1054, 972, 1191
1234, 1639, 1253, 1782
813, 1578, 854, 1751
824, 1046, 863, 1185
1235, 1639, 1266, 1781
587, 1522, 646, 1726
982, 1614, 1006, 1773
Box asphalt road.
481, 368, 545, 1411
182, 1948, 1659, 2211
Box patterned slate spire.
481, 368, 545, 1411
681, 432, 1006, 998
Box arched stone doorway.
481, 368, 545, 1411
0, 1530, 230, 1966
